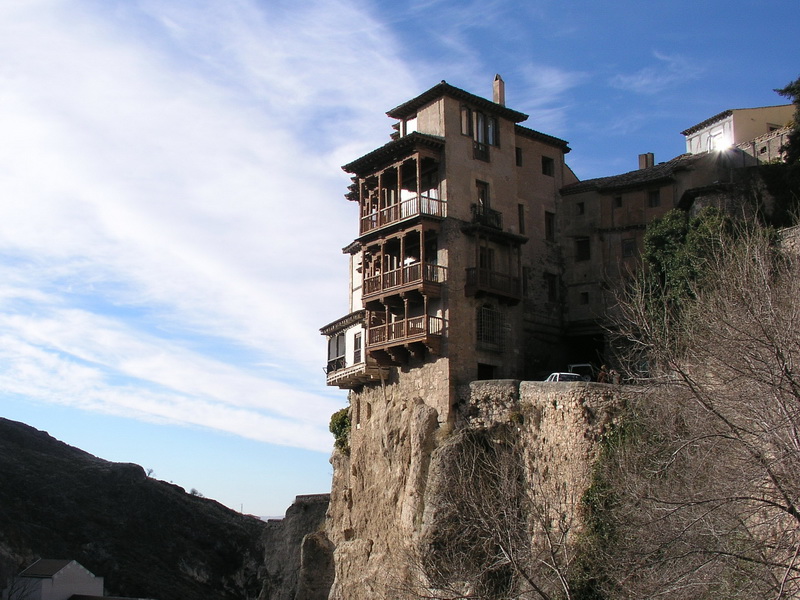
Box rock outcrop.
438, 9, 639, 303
325, 379, 629, 599
0, 417, 331, 600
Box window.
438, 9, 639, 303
575, 237, 590, 261
476, 180, 490, 208
461, 105, 472, 136
517, 204, 525, 234
354, 332, 362, 364
621, 238, 636, 258
477, 304, 504, 351
544, 272, 558, 302
647, 189, 660, 208
515, 147, 523, 166
579, 291, 590, 305
613, 196, 622, 209
542, 156, 555, 176
327, 332, 346, 373
545, 211, 555, 242
576, 202, 585, 216
462, 105, 499, 161
479, 246, 495, 270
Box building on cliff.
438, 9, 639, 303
318, 78, 797, 599
321, 76, 576, 420
321, 77, 790, 403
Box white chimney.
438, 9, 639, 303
493, 74, 505, 106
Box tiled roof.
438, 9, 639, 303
561, 153, 705, 195
20, 559, 74, 578
342, 132, 445, 175
386, 81, 528, 123
680, 109, 733, 136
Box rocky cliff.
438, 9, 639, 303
324, 379, 628, 599
0, 417, 328, 600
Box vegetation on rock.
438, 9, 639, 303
329, 407, 351, 454
601, 221, 800, 598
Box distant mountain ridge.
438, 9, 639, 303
0, 416, 267, 599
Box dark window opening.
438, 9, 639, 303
517, 204, 525, 234
575, 237, 590, 261
515, 147, 523, 166
647, 189, 660, 208
576, 202, 585, 216
542, 156, 555, 176
476, 180, 490, 208
613, 196, 622, 209
579, 291, 590, 305
477, 304, 504, 351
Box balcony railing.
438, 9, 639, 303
363, 263, 447, 298
360, 195, 445, 234
325, 356, 346, 374
367, 315, 444, 348
471, 204, 503, 229
325, 358, 389, 388
465, 267, 522, 301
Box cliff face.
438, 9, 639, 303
325, 380, 627, 599
0, 417, 330, 600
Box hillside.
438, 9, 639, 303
0, 417, 268, 599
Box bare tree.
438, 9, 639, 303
404, 425, 581, 600
600, 223, 800, 599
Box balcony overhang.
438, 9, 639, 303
342, 132, 444, 177
320, 310, 365, 336
326, 362, 390, 389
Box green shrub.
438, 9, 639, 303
329, 408, 351, 454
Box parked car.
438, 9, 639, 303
545, 372, 585, 382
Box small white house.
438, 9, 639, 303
2, 559, 103, 600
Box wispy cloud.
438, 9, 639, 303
0, 0, 419, 451
609, 51, 705, 95
512, 64, 587, 133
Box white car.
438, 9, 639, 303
545, 372, 585, 382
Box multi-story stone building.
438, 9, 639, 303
321, 77, 576, 421
322, 79, 790, 399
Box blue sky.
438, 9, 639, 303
0, 0, 797, 517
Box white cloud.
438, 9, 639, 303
0, 0, 420, 451
609, 51, 704, 95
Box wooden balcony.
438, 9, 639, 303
465, 267, 522, 303
360, 195, 445, 235
367, 315, 443, 355
325, 358, 389, 389
363, 263, 446, 300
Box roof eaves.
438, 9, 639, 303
386, 81, 528, 123
681, 109, 734, 136
342, 132, 445, 175
515, 125, 570, 153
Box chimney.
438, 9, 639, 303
638, 152, 654, 169
493, 74, 505, 106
